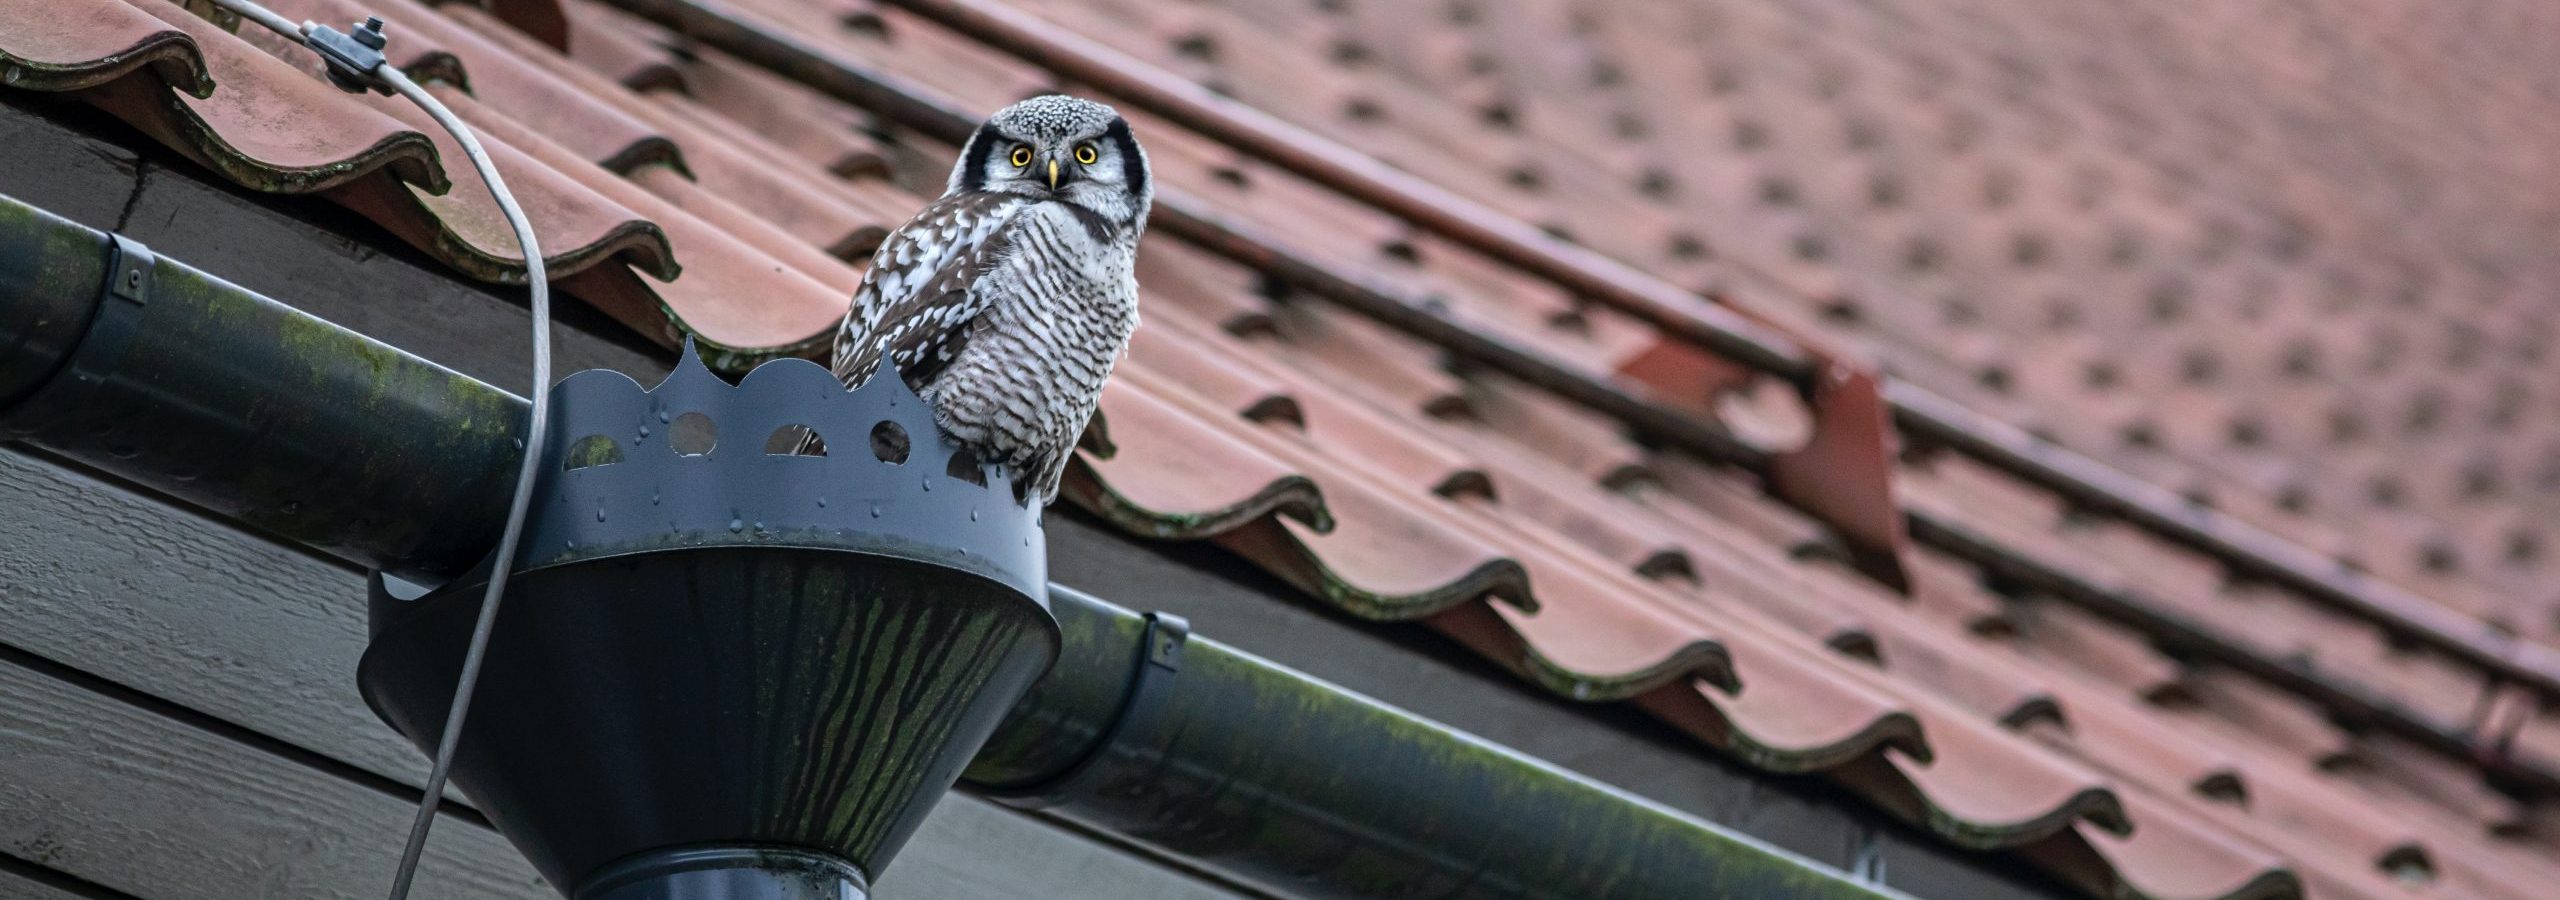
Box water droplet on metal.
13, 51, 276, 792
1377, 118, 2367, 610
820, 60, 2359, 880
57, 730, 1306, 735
651, 492, 661, 506
596, 507, 607, 522
728, 518, 744, 533
658, 410, 672, 423
816, 496, 828, 508
969, 509, 979, 522
921, 477, 933, 491
638, 425, 650, 437
869, 503, 883, 518
281, 501, 302, 516
2, 65, 22, 85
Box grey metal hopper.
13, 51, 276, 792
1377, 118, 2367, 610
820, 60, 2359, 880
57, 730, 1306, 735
357, 345, 1059, 898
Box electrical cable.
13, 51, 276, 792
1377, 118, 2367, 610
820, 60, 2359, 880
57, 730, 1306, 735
214, 0, 300, 38
205, 3, 553, 898
371, 63, 551, 900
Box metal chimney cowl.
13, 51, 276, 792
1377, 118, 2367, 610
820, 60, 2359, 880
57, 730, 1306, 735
357, 344, 1059, 899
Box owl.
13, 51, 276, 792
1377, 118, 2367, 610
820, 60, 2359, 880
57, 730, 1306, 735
828, 95, 1151, 506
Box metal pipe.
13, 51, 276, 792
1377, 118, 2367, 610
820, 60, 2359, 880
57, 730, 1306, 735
0, 194, 1896, 897
0, 196, 524, 582
0, 200, 107, 410
806, 0, 2549, 721
576, 847, 869, 900
971, 588, 1909, 900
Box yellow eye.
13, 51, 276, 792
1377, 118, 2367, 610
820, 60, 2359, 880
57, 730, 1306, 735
1075, 143, 1099, 165
1009, 146, 1033, 167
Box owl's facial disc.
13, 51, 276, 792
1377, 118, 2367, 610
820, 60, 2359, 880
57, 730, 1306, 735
986, 133, 1111, 196
951, 96, 1153, 225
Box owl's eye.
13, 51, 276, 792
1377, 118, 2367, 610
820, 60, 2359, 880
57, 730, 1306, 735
1074, 143, 1099, 165
1009, 146, 1033, 168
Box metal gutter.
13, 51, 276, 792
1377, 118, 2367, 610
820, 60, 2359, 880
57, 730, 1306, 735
844, 0, 2560, 718
975, 587, 1913, 900
0, 194, 1905, 899
0, 196, 523, 581
0, 199, 106, 410
593, 0, 2560, 787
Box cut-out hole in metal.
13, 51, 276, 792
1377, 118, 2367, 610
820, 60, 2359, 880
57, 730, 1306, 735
564, 435, 624, 470
871, 420, 910, 465
669, 411, 718, 456
767, 425, 827, 457
946, 445, 989, 488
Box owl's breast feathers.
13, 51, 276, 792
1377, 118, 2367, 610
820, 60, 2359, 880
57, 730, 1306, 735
829, 190, 1141, 502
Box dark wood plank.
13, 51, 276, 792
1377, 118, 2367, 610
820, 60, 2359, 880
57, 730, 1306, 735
0, 654, 554, 899
0, 96, 143, 229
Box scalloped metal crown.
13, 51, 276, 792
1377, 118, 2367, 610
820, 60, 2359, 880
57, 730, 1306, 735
518, 340, 1047, 603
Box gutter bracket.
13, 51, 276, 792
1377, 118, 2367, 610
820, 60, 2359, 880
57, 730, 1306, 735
986, 611, 1189, 811
80, 232, 155, 385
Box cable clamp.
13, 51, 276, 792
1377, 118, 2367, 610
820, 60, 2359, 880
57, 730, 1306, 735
308, 16, 391, 95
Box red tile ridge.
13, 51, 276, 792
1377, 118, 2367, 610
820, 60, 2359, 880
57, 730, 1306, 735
0, 0, 211, 96
99, 1, 446, 194
1068, 375, 1329, 541
281, 0, 683, 174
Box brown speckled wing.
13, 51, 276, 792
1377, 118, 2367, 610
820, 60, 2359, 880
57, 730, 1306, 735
830, 190, 1027, 388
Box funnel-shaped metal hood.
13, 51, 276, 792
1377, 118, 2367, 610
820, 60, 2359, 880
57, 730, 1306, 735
358, 347, 1058, 897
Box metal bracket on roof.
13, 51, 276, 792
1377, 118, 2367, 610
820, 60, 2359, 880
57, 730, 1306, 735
308, 16, 391, 95
983, 611, 1190, 811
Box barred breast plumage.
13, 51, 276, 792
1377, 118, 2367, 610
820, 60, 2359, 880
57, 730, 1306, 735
827, 95, 1150, 505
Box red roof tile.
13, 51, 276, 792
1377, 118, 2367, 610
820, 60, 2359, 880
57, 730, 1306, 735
11, 0, 2560, 896
0, 0, 210, 94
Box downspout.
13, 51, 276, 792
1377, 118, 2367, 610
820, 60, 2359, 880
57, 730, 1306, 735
0, 194, 1905, 900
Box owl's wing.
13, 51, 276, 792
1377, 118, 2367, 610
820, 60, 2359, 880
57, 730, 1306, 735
830, 191, 1027, 387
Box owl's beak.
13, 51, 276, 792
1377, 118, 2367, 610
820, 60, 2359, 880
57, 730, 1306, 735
1047, 158, 1061, 190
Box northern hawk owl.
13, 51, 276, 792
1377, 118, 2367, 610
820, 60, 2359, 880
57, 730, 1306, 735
828, 95, 1150, 506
